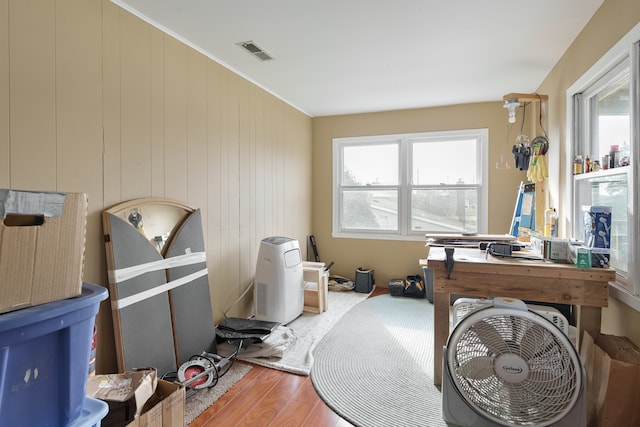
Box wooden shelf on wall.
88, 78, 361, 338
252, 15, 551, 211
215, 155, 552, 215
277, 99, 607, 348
503, 93, 548, 103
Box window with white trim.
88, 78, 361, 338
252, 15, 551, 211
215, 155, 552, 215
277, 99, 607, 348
332, 129, 488, 241
568, 23, 640, 308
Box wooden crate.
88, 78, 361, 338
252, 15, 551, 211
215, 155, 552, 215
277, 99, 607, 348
302, 261, 328, 313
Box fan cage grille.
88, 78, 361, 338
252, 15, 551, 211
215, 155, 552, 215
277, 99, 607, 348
452, 298, 569, 336
448, 309, 581, 426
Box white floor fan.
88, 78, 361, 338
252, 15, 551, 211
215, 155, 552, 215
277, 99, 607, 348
442, 297, 586, 426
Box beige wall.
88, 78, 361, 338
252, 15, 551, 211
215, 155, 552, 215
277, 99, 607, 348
312, 103, 529, 286
0, 0, 312, 373
537, 0, 640, 346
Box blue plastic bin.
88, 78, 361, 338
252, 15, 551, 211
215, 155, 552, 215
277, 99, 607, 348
69, 397, 109, 427
0, 283, 108, 427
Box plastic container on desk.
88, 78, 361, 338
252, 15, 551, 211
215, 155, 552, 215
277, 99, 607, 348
0, 283, 108, 427
69, 397, 109, 427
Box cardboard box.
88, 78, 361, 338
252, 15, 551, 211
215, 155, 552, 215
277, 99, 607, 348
0, 189, 87, 313
583, 206, 612, 249
126, 380, 185, 427
86, 369, 158, 427
568, 243, 592, 268
530, 235, 571, 262
582, 206, 612, 268
580, 331, 640, 427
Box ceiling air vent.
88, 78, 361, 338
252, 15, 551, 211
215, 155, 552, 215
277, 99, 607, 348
238, 41, 274, 61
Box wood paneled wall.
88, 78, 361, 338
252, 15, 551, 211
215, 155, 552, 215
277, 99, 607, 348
0, 0, 312, 373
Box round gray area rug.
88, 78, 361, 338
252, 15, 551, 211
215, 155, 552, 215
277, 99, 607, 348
310, 294, 447, 427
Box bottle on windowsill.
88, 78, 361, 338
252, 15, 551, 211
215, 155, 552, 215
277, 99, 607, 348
610, 145, 620, 168
573, 155, 583, 175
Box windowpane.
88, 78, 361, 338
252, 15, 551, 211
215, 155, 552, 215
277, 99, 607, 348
576, 174, 628, 279
412, 139, 477, 185
341, 190, 397, 231
411, 188, 478, 233
570, 35, 639, 300
342, 144, 398, 185
595, 76, 630, 165
333, 129, 487, 240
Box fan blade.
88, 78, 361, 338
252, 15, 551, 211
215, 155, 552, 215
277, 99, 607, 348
458, 356, 495, 380
519, 324, 543, 360
520, 324, 563, 363
472, 320, 509, 353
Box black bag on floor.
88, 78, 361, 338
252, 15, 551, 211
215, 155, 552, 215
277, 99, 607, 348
404, 275, 426, 298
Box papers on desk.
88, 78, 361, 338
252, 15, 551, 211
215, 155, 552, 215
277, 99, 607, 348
425, 233, 517, 248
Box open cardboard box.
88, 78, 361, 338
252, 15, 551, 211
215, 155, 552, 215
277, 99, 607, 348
87, 369, 184, 427
126, 380, 184, 427
0, 189, 87, 313
87, 369, 157, 427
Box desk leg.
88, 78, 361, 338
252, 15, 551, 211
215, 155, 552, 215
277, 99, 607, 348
433, 291, 449, 387
575, 305, 602, 348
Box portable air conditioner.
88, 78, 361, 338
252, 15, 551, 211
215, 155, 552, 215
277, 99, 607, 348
443, 297, 586, 427
253, 236, 304, 324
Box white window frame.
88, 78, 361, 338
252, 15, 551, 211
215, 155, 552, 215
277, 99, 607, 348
332, 129, 488, 241
566, 23, 640, 310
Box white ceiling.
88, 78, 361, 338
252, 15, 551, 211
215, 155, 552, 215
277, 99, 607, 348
112, 0, 604, 117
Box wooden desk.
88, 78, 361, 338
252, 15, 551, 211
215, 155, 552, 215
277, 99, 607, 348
424, 246, 615, 387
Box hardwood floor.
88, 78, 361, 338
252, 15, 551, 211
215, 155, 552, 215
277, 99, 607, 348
188, 362, 353, 427
189, 287, 389, 427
